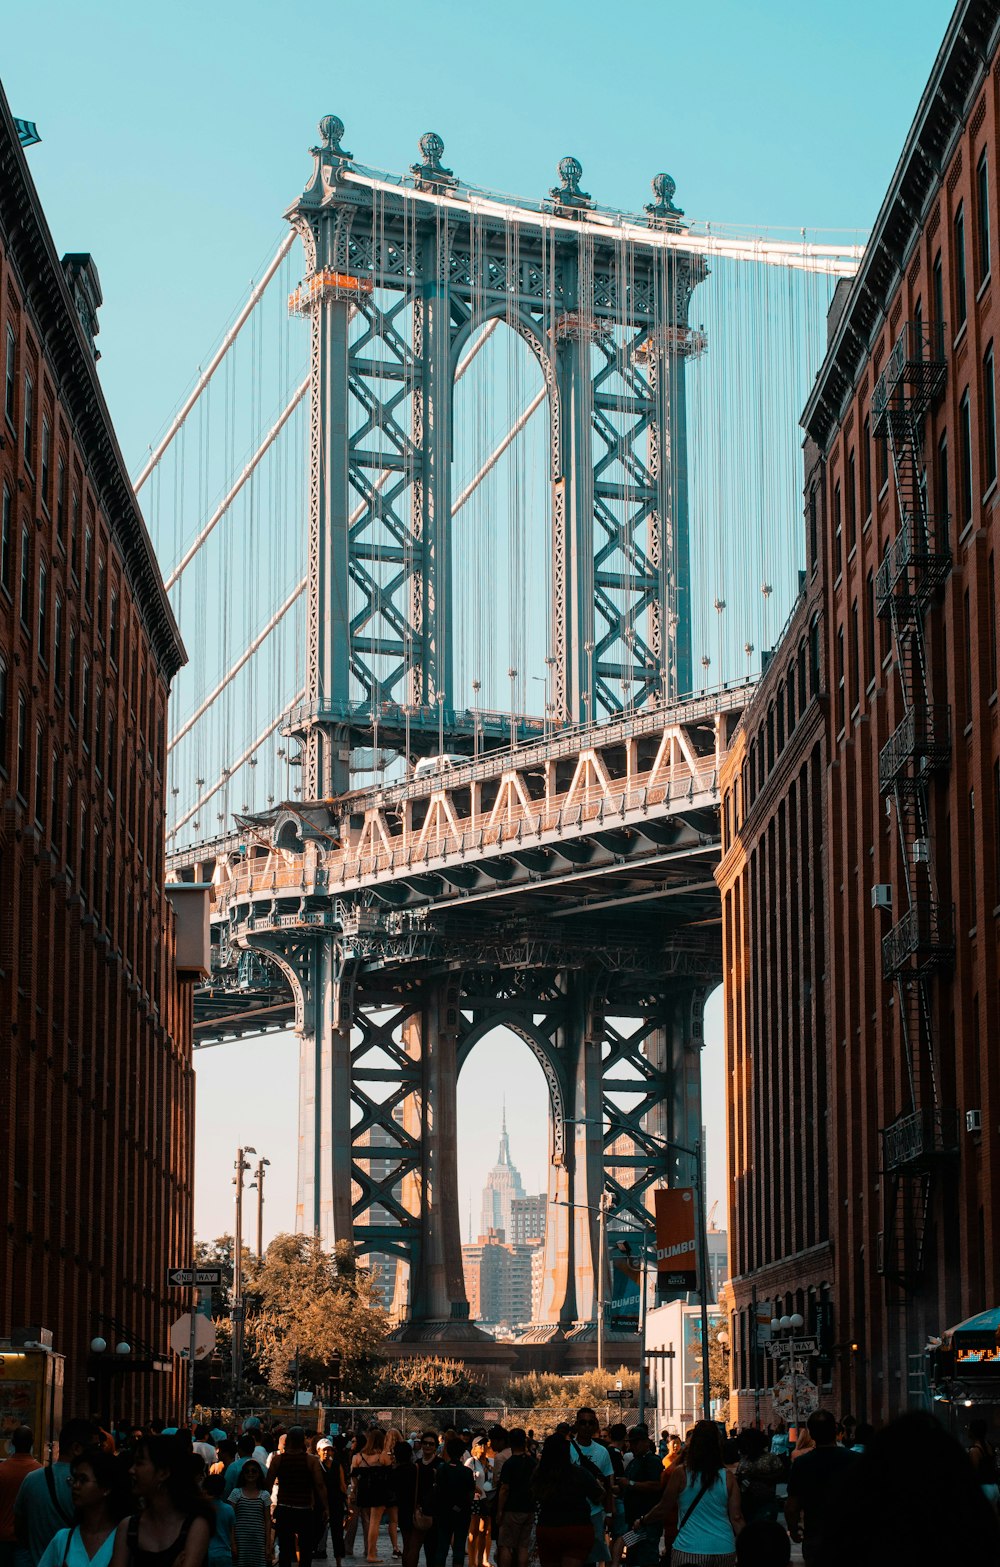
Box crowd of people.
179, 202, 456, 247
1, 1406, 1000, 1567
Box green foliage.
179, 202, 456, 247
245, 1233, 389, 1396
500, 1366, 639, 1411
691, 1320, 730, 1421
367, 1356, 488, 1407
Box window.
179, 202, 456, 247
109, 591, 119, 664
984, 344, 997, 490
84, 527, 92, 605
22, 374, 33, 465
4, 326, 14, 423
40, 417, 50, 501
955, 202, 968, 330
810, 617, 821, 696
0, 657, 7, 773
850, 598, 860, 712
56, 457, 66, 540
977, 149, 991, 284
107, 713, 116, 799
37, 561, 47, 660
15, 692, 27, 799
68, 628, 77, 718
995, 760, 1000, 905
969, 790, 978, 922
82, 659, 91, 748
80, 805, 88, 891
66, 778, 75, 865
50, 751, 60, 844
834, 480, 843, 577
70, 491, 79, 576
862, 416, 872, 520
932, 250, 945, 333
94, 684, 103, 774
808, 484, 818, 572
836, 627, 845, 732
960, 389, 974, 529
938, 431, 950, 538
866, 569, 876, 687
34, 721, 44, 824
964, 587, 974, 725
847, 449, 857, 552
1, 483, 10, 593
989, 551, 998, 696
97, 556, 106, 638
877, 426, 888, 493
19, 523, 29, 626
53, 594, 63, 688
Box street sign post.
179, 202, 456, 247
169, 1314, 215, 1361
167, 1268, 223, 1288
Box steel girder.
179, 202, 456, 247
285, 125, 706, 792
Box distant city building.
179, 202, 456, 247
462, 1229, 534, 1328
510, 1193, 546, 1247
480, 1107, 526, 1240
706, 1223, 728, 1302
353, 1121, 401, 1310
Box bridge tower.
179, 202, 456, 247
238, 120, 716, 1346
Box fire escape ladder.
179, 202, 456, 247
871, 319, 956, 1291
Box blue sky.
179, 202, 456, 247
3, 2, 954, 1246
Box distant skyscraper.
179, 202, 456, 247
480, 1106, 526, 1241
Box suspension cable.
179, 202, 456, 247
135, 232, 296, 493
168, 693, 304, 840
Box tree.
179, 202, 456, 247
691, 1320, 730, 1423
207, 1232, 390, 1399
500, 1366, 640, 1412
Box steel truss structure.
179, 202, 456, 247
285, 118, 707, 798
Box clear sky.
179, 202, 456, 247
3, 2, 953, 1248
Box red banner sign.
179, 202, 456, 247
654, 1187, 698, 1287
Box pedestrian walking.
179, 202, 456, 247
567, 1411, 613, 1567
391, 1442, 417, 1567
733, 1520, 790, 1567
0, 1427, 42, 1567
35, 1448, 129, 1567
783, 1411, 853, 1565
530, 1435, 599, 1567
314, 1443, 346, 1566
267, 1427, 327, 1567
110, 1434, 212, 1567
494, 1428, 535, 1567
228, 1460, 273, 1567
352, 1430, 393, 1565
403, 1435, 440, 1567
432, 1442, 474, 1567
968, 1419, 1000, 1508
638, 1419, 743, 1567
462, 1438, 489, 1567
15, 1422, 99, 1567
383, 1430, 404, 1558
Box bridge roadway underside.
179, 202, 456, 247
178, 695, 740, 1346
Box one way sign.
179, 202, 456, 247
167, 1267, 223, 1288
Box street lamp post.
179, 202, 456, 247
437, 691, 446, 755
249, 1156, 271, 1260
508, 668, 518, 750
232, 1145, 255, 1409
472, 680, 481, 759
770, 1312, 805, 1434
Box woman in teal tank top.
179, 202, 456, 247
636, 1421, 743, 1567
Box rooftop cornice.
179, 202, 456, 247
0, 78, 185, 681
802, 0, 1000, 451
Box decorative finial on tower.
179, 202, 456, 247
412, 131, 457, 191
549, 155, 592, 211
317, 114, 352, 161
646, 172, 685, 228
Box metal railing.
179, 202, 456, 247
875, 514, 952, 608
872, 320, 947, 434
878, 704, 951, 792
882, 1107, 960, 1172
882, 899, 954, 979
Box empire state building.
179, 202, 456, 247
480, 1106, 526, 1240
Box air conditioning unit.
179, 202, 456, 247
912, 838, 930, 864
871, 884, 892, 910
966, 1109, 982, 1133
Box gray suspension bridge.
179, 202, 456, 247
159, 117, 861, 1353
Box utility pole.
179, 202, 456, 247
597, 1191, 611, 1373
232, 1145, 255, 1410
249, 1155, 271, 1260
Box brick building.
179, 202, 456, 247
0, 81, 200, 1417
718, 0, 1000, 1424
461, 1230, 534, 1329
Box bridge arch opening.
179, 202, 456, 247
456, 1019, 553, 1334
451, 316, 552, 729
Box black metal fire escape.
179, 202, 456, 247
871, 320, 957, 1290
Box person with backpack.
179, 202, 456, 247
567, 1411, 613, 1566
636, 1420, 744, 1566
35, 1448, 129, 1567
14, 1421, 99, 1567
494, 1429, 535, 1567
